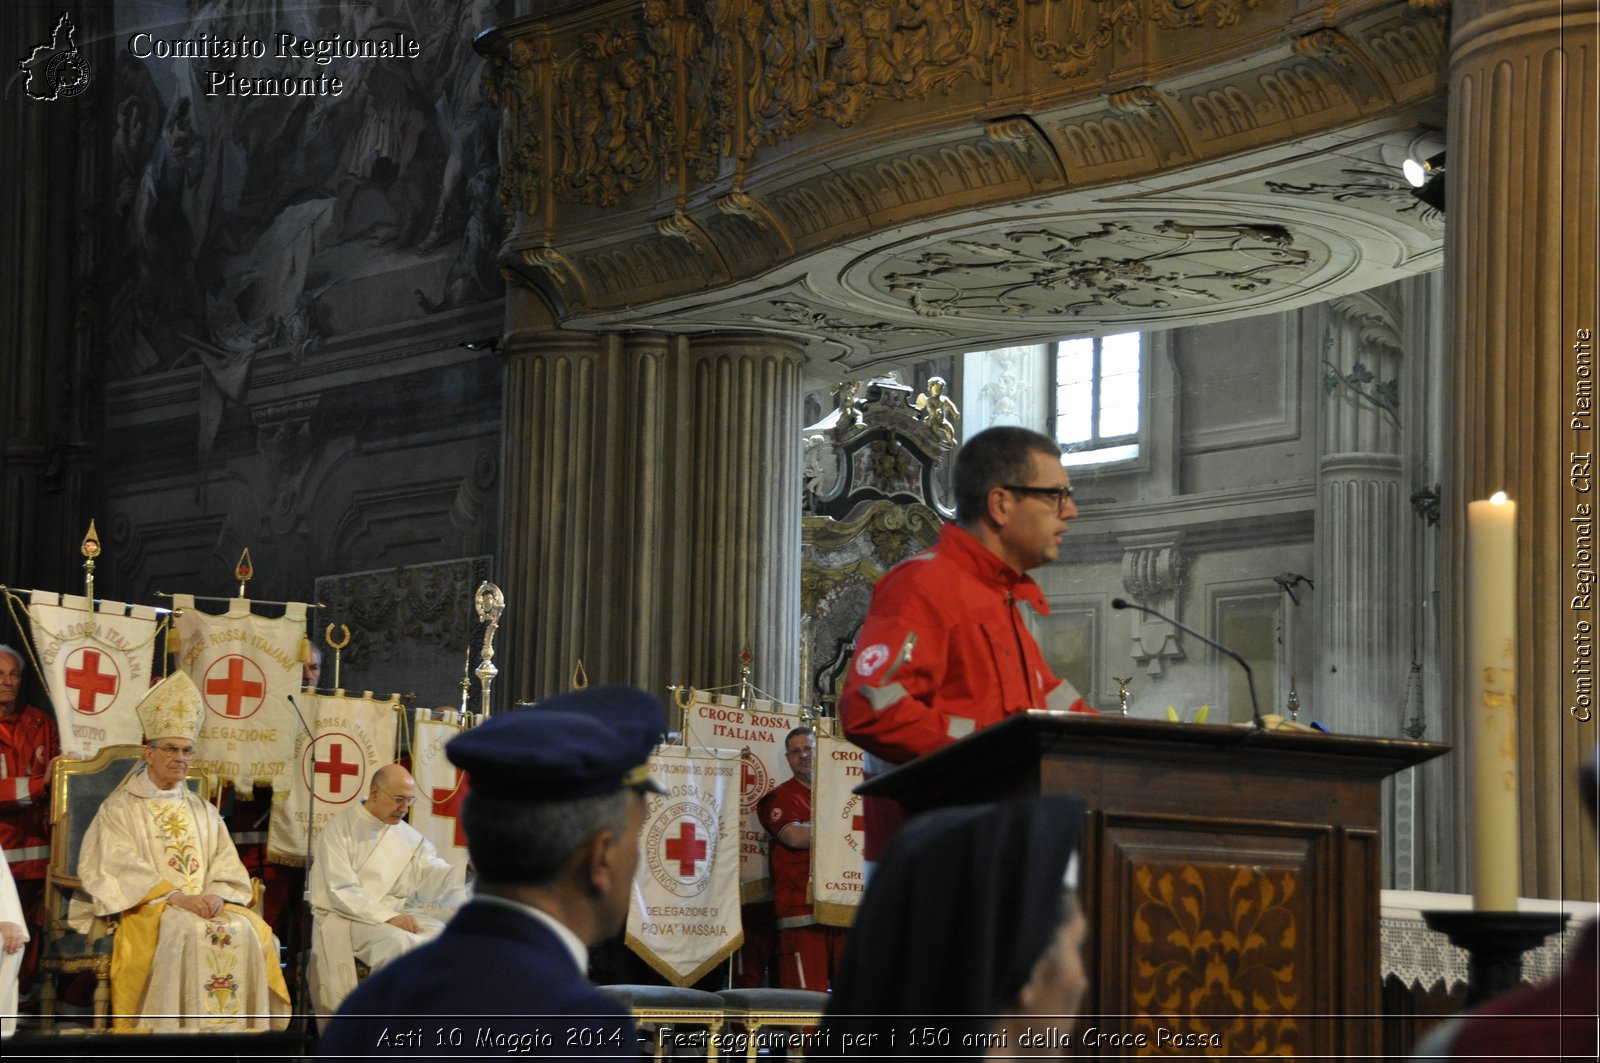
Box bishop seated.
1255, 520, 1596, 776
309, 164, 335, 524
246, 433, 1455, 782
76, 671, 291, 1032
308, 763, 470, 1014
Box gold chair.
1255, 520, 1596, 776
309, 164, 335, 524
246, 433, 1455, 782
36, 744, 213, 1032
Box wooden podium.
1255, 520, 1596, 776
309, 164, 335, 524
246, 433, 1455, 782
856, 712, 1447, 1057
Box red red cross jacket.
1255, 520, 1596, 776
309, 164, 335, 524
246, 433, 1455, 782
1, 703, 60, 880
839, 523, 1093, 858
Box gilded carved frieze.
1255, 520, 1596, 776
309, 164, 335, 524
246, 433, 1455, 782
743, 298, 956, 343
1030, 0, 1267, 80
872, 219, 1313, 322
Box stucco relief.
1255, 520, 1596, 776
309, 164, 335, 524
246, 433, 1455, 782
872, 219, 1315, 322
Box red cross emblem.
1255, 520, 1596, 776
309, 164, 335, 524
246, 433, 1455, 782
203, 655, 266, 719
664, 820, 708, 877
853, 813, 865, 833
431, 772, 469, 849
63, 647, 120, 715
304, 731, 366, 804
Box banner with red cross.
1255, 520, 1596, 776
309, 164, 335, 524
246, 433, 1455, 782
172, 594, 306, 795
811, 730, 867, 927
266, 691, 400, 864
625, 746, 744, 986
410, 708, 469, 865
24, 591, 162, 759
679, 690, 800, 903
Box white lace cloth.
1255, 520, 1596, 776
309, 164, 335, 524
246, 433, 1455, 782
1380, 889, 1599, 990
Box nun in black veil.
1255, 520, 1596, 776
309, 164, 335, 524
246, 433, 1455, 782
818, 794, 1089, 1059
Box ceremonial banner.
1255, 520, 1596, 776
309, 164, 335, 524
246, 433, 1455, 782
411, 708, 469, 865
267, 691, 399, 864
679, 690, 798, 901
626, 746, 743, 985
811, 731, 867, 926
173, 594, 305, 794
24, 591, 161, 759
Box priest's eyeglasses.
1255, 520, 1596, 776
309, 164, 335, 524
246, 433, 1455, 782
151, 743, 194, 757
1002, 484, 1075, 510
376, 789, 417, 806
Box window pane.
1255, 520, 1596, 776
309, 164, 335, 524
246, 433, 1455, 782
1101, 332, 1140, 375
1056, 384, 1093, 443
1099, 401, 1139, 438
1056, 339, 1094, 384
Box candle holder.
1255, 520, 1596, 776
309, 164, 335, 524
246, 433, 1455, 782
1421, 909, 1569, 1006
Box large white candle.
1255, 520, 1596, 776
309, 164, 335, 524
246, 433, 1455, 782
1466, 492, 1520, 910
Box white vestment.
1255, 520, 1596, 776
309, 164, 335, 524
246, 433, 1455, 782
77, 768, 290, 1032
0, 854, 26, 1039
308, 799, 469, 1014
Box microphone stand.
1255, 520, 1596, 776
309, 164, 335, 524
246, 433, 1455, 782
1110, 598, 1265, 731
285, 693, 319, 1042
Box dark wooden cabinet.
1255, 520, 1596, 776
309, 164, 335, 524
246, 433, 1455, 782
857, 713, 1447, 1057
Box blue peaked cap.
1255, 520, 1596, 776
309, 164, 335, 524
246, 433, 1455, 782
446, 684, 668, 800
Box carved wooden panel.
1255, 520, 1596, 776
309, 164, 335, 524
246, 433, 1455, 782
1098, 815, 1325, 1056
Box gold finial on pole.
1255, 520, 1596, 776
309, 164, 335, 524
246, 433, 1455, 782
1113, 677, 1133, 716
234, 548, 254, 598
571, 659, 589, 690
324, 623, 351, 692
81, 520, 101, 635
459, 644, 472, 715
474, 582, 505, 721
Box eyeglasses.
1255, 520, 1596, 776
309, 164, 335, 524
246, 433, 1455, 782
1002, 484, 1075, 509
375, 789, 417, 806
151, 743, 194, 757
785, 745, 813, 757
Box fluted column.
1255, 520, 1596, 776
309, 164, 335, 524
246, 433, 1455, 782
498, 327, 803, 707
1316, 293, 1408, 737
1446, 0, 1599, 898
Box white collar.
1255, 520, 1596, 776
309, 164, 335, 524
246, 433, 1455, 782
473, 894, 589, 975
128, 764, 187, 799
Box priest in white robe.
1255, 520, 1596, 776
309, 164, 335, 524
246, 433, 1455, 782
308, 763, 469, 1015
1, 853, 26, 1038
77, 671, 290, 1032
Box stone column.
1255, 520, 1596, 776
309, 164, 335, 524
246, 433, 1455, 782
1316, 291, 1408, 738
498, 327, 802, 708
1446, 0, 1599, 898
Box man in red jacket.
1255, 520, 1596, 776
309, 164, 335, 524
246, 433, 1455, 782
758, 725, 847, 990
839, 427, 1093, 860
0, 643, 59, 996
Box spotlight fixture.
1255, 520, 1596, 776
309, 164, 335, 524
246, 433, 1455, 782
1403, 151, 1446, 213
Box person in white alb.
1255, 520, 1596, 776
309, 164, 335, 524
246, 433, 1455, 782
308, 763, 469, 1014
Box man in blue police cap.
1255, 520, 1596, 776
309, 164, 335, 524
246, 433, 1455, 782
318, 685, 667, 1058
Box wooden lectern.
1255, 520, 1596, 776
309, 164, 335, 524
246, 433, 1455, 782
856, 712, 1447, 1057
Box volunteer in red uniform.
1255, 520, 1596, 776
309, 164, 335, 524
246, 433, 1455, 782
0, 644, 60, 995
839, 427, 1094, 860
757, 726, 847, 990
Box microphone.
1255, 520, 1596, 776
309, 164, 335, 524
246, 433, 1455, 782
1110, 598, 1264, 731
285, 693, 319, 1026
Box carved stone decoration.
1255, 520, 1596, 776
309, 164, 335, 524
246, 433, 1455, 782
1121, 537, 1187, 599
487, 34, 551, 223
739, 0, 1012, 154
251, 397, 320, 536
314, 556, 494, 678
742, 298, 956, 343
1265, 169, 1444, 231
1120, 535, 1188, 677
874, 218, 1314, 322
1031, 0, 1267, 80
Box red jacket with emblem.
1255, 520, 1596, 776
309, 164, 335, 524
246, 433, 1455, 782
839, 522, 1088, 767
1, 703, 61, 880
757, 776, 815, 922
